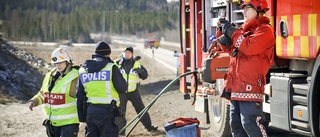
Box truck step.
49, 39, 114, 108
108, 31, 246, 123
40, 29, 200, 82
292, 95, 307, 105
291, 120, 311, 132
293, 83, 309, 96
291, 128, 312, 136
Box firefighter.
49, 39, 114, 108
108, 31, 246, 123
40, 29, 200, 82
76, 41, 127, 137
116, 47, 158, 135
28, 47, 80, 137
213, 0, 275, 136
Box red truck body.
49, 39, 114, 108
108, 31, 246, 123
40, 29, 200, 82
179, 0, 320, 136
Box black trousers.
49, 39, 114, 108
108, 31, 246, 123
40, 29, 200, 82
86, 105, 118, 137
118, 90, 152, 134
50, 123, 79, 137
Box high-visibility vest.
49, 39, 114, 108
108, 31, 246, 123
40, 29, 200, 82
118, 61, 141, 92
79, 63, 119, 105
42, 68, 79, 127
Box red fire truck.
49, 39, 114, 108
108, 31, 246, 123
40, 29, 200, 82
179, 0, 320, 136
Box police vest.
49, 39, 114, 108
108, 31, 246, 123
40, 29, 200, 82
79, 63, 119, 105
42, 68, 79, 127
119, 61, 141, 92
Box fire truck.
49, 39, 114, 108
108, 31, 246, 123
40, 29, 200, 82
179, 0, 320, 136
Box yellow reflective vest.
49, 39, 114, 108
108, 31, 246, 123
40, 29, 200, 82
42, 68, 79, 126
118, 61, 141, 92
79, 63, 119, 105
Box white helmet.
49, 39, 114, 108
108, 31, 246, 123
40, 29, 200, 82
51, 48, 72, 64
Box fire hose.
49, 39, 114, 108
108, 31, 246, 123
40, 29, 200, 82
119, 70, 199, 137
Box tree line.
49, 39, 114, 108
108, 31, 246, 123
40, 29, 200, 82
0, 0, 179, 43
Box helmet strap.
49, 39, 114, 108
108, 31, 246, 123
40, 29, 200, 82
257, 11, 265, 17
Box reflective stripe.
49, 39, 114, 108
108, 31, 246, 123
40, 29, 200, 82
49, 113, 78, 120
129, 79, 138, 83
128, 85, 136, 90
256, 116, 267, 137
105, 64, 112, 102
80, 63, 119, 105
119, 61, 141, 92
88, 97, 119, 104
235, 35, 245, 48
231, 93, 264, 100
45, 102, 76, 109
129, 69, 138, 75
39, 93, 45, 98
61, 71, 78, 94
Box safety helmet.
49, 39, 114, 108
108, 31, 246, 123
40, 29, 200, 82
239, 0, 269, 12
51, 47, 72, 64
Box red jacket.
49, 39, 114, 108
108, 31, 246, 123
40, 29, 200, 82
222, 16, 275, 102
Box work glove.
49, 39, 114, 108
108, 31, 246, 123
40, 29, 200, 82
134, 56, 141, 61
217, 17, 226, 31
222, 20, 237, 39
220, 91, 231, 100
217, 35, 232, 49
134, 68, 143, 74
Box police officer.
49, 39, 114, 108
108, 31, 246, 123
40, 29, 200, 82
116, 47, 158, 136
76, 41, 127, 137
28, 47, 80, 137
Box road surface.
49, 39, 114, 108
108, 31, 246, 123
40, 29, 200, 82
111, 39, 178, 75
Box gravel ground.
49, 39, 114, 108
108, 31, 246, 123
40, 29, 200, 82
0, 44, 308, 137
0, 79, 212, 137
0, 47, 213, 137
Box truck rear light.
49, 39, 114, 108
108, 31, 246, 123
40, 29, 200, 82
297, 110, 302, 117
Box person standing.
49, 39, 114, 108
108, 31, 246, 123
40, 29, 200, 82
76, 41, 127, 137
28, 47, 80, 137
116, 47, 158, 135
215, 0, 275, 136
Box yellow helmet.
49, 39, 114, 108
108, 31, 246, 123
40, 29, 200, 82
50, 48, 72, 64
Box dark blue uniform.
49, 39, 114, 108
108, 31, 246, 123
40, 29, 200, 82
77, 54, 127, 137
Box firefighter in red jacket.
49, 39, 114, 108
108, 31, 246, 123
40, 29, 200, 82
212, 0, 275, 136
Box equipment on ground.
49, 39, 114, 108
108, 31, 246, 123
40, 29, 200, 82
164, 117, 201, 137
179, 0, 320, 136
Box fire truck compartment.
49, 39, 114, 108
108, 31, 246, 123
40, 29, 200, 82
269, 73, 307, 131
